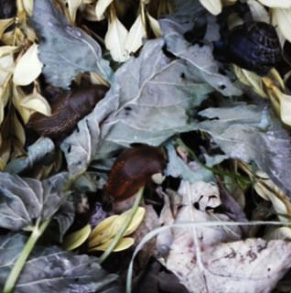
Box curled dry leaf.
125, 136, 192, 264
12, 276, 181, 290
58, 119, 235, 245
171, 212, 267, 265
27, 84, 108, 139
13, 43, 43, 86
88, 207, 145, 251
106, 144, 167, 201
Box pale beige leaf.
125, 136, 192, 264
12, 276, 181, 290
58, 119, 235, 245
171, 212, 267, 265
21, 88, 52, 116
273, 8, 291, 43
105, 15, 129, 62
280, 92, 291, 126
95, 0, 114, 21
23, 0, 34, 15
13, 113, 26, 146
0, 18, 14, 39
0, 80, 11, 126
0, 55, 14, 86
247, 0, 270, 22
199, 0, 222, 15
13, 44, 43, 86
12, 86, 34, 123
62, 224, 91, 251
0, 46, 18, 58
258, 0, 291, 8
146, 12, 162, 37
67, 0, 83, 23
125, 15, 147, 55
89, 237, 134, 252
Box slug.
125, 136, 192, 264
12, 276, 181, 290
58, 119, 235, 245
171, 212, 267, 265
106, 144, 167, 201
27, 84, 109, 140
214, 21, 282, 76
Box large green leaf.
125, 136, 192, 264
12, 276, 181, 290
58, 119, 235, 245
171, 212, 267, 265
31, 0, 112, 89
62, 37, 216, 175
0, 172, 74, 235
0, 233, 120, 293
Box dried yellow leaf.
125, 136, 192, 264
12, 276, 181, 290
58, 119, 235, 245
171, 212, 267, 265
21, 87, 52, 117
88, 207, 145, 249
89, 237, 134, 252
125, 14, 146, 55
0, 18, 14, 39
199, 0, 222, 15
62, 224, 91, 251
13, 43, 43, 86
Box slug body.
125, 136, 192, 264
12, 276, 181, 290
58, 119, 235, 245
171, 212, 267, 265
106, 145, 167, 201
214, 22, 281, 76
27, 85, 108, 139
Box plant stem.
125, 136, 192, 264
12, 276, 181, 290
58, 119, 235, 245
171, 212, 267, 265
3, 219, 50, 293
98, 187, 144, 264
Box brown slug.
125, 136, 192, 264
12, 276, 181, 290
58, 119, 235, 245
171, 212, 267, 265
27, 84, 109, 139
106, 144, 167, 201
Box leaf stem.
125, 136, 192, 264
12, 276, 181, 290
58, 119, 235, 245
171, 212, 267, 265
98, 187, 144, 264
3, 219, 51, 293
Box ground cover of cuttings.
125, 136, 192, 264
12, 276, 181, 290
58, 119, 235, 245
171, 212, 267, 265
1, 0, 291, 292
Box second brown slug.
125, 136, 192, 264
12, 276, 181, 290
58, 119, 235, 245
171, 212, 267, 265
106, 144, 167, 202
27, 84, 109, 139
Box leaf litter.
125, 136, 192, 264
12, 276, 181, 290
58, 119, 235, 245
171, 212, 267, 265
1, 0, 291, 292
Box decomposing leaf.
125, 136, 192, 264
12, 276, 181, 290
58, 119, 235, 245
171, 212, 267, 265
13, 43, 43, 86
0, 233, 120, 292
0, 172, 74, 237
30, 0, 112, 89
62, 224, 91, 251
166, 237, 291, 293
197, 103, 291, 198
88, 207, 145, 251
